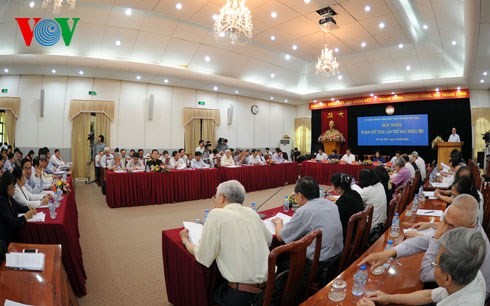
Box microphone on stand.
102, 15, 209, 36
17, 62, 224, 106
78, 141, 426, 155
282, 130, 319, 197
255, 182, 288, 219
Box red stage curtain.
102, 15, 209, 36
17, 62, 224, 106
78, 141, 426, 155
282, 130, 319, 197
321, 107, 349, 153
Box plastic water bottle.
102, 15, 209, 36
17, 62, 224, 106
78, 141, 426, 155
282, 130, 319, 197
383, 240, 394, 269
203, 209, 210, 223
283, 196, 290, 212
251, 202, 257, 212
390, 213, 400, 237
319, 187, 325, 199
40, 178, 44, 191
352, 265, 368, 296
62, 172, 67, 181
145, 164, 150, 172
418, 186, 425, 204
48, 200, 56, 219
411, 197, 419, 215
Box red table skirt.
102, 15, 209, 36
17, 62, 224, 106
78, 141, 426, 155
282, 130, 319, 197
19, 177, 87, 296
106, 163, 299, 207
106, 169, 219, 208
162, 206, 289, 306
301, 161, 374, 185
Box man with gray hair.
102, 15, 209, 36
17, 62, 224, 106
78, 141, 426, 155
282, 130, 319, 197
389, 157, 411, 188
358, 227, 487, 305
411, 151, 426, 181
360, 194, 490, 298
180, 180, 272, 306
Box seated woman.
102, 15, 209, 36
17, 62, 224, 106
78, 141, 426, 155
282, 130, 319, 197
328, 173, 364, 242
0, 171, 37, 246
373, 165, 393, 206
12, 166, 49, 208
352, 169, 387, 231
372, 150, 385, 163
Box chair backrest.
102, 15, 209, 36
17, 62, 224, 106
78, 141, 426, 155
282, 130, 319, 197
263, 230, 322, 306
386, 195, 399, 228
408, 170, 421, 199
482, 182, 490, 238
338, 205, 374, 273
396, 181, 411, 215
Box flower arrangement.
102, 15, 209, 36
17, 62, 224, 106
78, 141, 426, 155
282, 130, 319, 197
53, 179, 71, 194
151, 164, 170, 173
267, 159, 275, 165
431, 136, 444, 149
328, 158, 339, 164
318, 133, 346, 143
287, 192, 299, 210
362, 160, 373, 165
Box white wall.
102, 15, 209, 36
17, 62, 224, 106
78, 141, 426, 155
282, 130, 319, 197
296, 104, 311, 118
470, 89, 490, 108
0, 75, 297, 157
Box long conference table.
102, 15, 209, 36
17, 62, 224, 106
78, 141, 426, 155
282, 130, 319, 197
18, 177, 87, 297
162, 199, 446, 306
301, 160, 375, 185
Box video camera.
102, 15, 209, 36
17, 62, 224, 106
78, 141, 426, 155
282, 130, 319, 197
88, 131, 95, 141
483, 132, 490, 143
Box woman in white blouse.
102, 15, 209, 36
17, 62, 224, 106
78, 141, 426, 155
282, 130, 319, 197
12, 166, 49, 208
351, 169, 387, 230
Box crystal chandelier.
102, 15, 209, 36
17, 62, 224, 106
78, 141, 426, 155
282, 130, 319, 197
42, 0, 77, 14
214, 0, 253, 45
316, 43, 339, 75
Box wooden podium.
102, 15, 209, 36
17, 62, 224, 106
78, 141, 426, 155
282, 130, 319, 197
323, 142, 341, 155
436, 142, 463, 168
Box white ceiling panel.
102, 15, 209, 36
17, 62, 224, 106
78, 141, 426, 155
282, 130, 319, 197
131, 32, 169, 63
107, 6, 145, 30
172, 22, 209, 43
161, 38, 200, 67
140, 13, 179, 36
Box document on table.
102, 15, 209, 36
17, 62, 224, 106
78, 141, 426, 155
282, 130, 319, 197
416, 209, 443, 217
263, 213, 292, 235
183, 222, 203, 246
431, 182, 450, 188
6, 252, 45, 271
422, 191, 437, 199
18, 212, 46, 222
403, 228, 435, 236
5, 300, 33, 306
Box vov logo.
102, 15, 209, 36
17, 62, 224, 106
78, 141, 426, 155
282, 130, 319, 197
15, 18, 80, 46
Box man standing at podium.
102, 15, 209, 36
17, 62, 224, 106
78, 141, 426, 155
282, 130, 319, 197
448, 127, 460, 142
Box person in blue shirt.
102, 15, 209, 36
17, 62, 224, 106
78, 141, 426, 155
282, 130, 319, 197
372, 150, 385, 163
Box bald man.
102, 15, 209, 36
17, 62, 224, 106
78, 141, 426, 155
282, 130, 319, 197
359, 194, 490, 298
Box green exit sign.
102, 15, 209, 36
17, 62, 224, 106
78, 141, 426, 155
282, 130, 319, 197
198, 101, 205, 105
88, 91, 97, 96
1, 89, 7, 93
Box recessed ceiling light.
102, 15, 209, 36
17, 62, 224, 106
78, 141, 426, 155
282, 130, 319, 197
292, 44, 298, 50
270, 73, 275, 78
51, 69, 56, 74
115, 40, 121, 46
284, 99, 288, 103
176, 3, 183, 10
435, 88, 439, 92
361, 42, 367, 48
370, 93, 374, 97
125, 8, 132, 16
29, 1, 35, 8
235, 90, 239, 94
270, 97, 274, 100
481, 79, 485, 83
3, 68, 8, 73
313, 100, 317, 102
457, 87, 461, 90
398, 43, 404, 48
270, 35, 276, 41
79, 70, 84, 75
136, 75, 141, 80
271, 11, 277, 18
212, 14, 218, 21
334, 47, 339, 53
285, 54, 291, 60
378, 22, 385, 29
364, 5, 371, 12
337, 75, 343, 80
406, 65, 411, 71
304, 0, 311, 3
451, 40, 457, 46
484, 72, 488, 76
164, 79, 169, 83
423, 24, 428, 30
213, 86, 218, 91
204, 56, 211, 62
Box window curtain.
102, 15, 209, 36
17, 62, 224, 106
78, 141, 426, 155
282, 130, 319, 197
95, 113, 111, 148
295, 118, 311, 155
184, 119, 201, 154
472, 108, 490, 160
202, 119, 217, 148
71, 113, 91, 178
4, 111, 16, 146
69, 100, 114, 121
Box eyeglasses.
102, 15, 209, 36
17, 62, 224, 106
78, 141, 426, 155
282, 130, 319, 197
430, 261, 438, 268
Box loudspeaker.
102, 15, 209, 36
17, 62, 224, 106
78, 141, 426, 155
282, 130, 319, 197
148, 94, 154, 121
227, 105, 234, 125
40, 89, 45, 118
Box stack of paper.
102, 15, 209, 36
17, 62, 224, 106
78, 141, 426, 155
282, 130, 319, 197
28, 212, 46, 222
422, 191, 437, 199
431, 182, 450, 188
416, 209, 443, 217
5, 300, 33, 306
183, 222, 203, 245
403, 228, 435, 236
263, 213, 292, 235
6, 252, 45, 271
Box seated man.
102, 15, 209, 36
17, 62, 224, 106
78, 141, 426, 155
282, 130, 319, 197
273, 176, 343, 280
3, 153, 15, 172
390, 150, 401, 164
100, 147, 114, 169
389, 157, 411, 188
21, 158, 41, 194
411, 151, 426, 181
49, 149, 65, 167
169, 151, 186, 170
178, 148, 188, 164
191, 152, 210, 169
12, 166, 49, 208
328, 149, 339, 160
38, 155, 54, 182
126, 155, 145, 171
120, 149, 128, 165
146, 149, 163, 169
195, 140, 205, 154
247, 149, 263, 165
272, 150, 285, 164
358, 227, 486, 306
315, 149, 328, 162
30, 156, 53, 189
220, 149, 235, 167
180, 180, 272, 306
108, 153, 125, 170
340, 148, 356, 164
13, 150, 22, 168
359, 194, 490, 298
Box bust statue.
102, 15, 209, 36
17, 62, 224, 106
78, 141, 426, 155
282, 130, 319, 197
318, 120, 345, 143
324, 120, 341, 136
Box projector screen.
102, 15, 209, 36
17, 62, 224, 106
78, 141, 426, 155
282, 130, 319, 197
357, 114, 429, 146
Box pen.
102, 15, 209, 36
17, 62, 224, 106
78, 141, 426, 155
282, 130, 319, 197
424, 210, 435, 214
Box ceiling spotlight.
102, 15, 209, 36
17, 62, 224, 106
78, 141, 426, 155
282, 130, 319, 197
406, 65, 411, 71
364, 5, 371, 12
213, 86, 218, 91
481, 79, 485, 83
235, 90, 239, 94
370, 93, 374, 97
484, 72, 488, 76
313, 100, 317, 102
435, 88, 439, 92
398, 43, 404, 48
284, 99, 288, 102
391, 92, 395, 95
115, 40, 121, 46
125, 8, 132, 16
337, 75, 343, 80
136, 75, 141, 80
270, 97, 274, 100
423, 24, 428, 30
361, 42, 366, 48
270, 35, 276, 41
271, 11, 277, 18
29, 1, 35, 8
304, 0, 311, 3
176, 3, 183, 10
378, 22, 385, 29
451, 40, 456, 46
79, 70, 84, 75
270, 73, 275, 78
212, 14, 218, 21
3, 68, 8, 73
51, 69, 56, 74
334, 47, 339, 53
164, 79, 169, 83
292, 44, 298, 50
204, 56, 211, 62
285, 54, 291, 60
457, 87, 461, 91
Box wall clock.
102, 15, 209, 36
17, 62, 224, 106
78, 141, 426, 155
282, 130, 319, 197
251, 104, 259, 115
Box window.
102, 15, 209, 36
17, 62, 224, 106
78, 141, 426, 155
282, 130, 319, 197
0, 110, 5, 145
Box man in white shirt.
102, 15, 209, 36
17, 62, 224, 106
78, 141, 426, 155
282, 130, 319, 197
272, 150, 285, 164
178, 148, 188, 164
195, 140, 205, 154
49, 149, 65, 167
126, 155, 145, 171
315, 149, 328, 162
190, 152, 210, 169
411, 151, 426, 181
341, 149, 356, 164
390, 151, 401, 164
22, 158, 41, 194
220, 149, 235, 166
448, 127, 461, 142
180, 180, 272, 306
120, 149, 128, 166
100, 147, 114, 169
247, 149, 264, 165
169, 151, 187, 170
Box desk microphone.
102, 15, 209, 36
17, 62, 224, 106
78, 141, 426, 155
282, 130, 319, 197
255, 182, 288, 219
